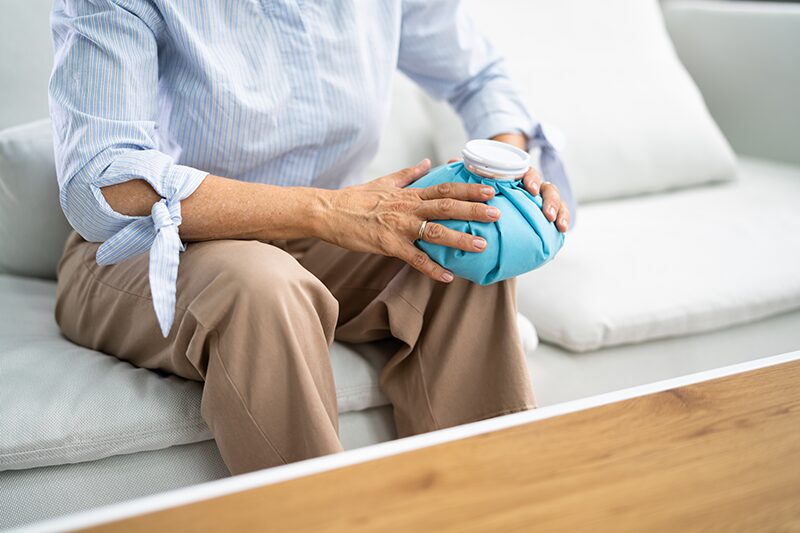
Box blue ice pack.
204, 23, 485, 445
407, 161, 565, 285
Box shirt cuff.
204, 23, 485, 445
89, 150, 208, 216
89, 149, 208, 337
528, 124, 577, 226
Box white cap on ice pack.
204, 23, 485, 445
461, 139, 531, 180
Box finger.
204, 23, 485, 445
556, 201, 570, 233
379, 159, 431, 188
447, 157, 462, 164
399, 243, 454, 282
417, 181, 495, 202
418, 198, 500, 223
522, 167, 543, 196
541, 181, 561, 222
421, 222, 486, 253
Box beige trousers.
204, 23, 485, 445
55, 232, 535, 475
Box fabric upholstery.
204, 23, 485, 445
0, 440, 230, 530
0, 0, 52, 129
0, 275, 368, 470
0, 120, 73, 280
664, 0, 800, 167
517, 157, 800, 352
361, 73, 438, 180
424, 0, 738, 203
0, 406, 397, 531
528, 310, 800, 406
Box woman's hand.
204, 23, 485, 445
491, 132, 570, 233
520, 166, 570, 233
315, 159, 500, 282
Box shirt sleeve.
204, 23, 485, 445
49, 0, 208, 336
397, 0, 575, 220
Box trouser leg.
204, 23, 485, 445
55, 233, 343, 475
294, 239, 536, 437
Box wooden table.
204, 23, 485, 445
28, 352, 800, 532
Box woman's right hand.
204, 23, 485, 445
314, 159, 501, 282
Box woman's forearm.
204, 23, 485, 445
101, 175, 326, 242
100, 160, 510, 283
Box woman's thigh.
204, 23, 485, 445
55, 233, 329, 380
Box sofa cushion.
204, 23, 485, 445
424, 0, 737, 203
0, 275, 375, 470
0, 119, 73, 280
517, 157, 800, 352
0, 274, 538, 470
362, 73, 437, 182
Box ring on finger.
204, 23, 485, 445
417, 220, 428, 241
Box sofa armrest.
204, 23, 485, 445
663, 1, 800, 167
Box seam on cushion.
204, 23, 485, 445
209, 329, 289, 465
0, 420, 210, 462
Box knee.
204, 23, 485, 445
187, 241, 338, 333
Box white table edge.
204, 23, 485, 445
10, 349, 800, 533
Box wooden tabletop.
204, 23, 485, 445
86, 358, 800, 532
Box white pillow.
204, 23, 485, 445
426, 0, 737, 203
516, 157, 800, 352
0, 119, 72, 280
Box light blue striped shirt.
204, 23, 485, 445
49, 0, 573, 336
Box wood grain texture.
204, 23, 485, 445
88, 360, 800, 532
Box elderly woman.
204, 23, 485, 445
50, 0, 572, 475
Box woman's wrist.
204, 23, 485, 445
491, 132, 528, 151
295, 186, 335, 241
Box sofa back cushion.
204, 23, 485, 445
0, 119, 72, 280
425, 0, 738, 203
0, 0, 52, 130
362, 73, 437, 180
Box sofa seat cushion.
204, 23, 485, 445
0, 275, 375, 470
0, 274, 538, 471
517, 157, 800, 352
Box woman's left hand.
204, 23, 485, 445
519, 166, 570, 233
461, 132, 571, 233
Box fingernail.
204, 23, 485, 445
473, 238, 486, 250
487, 207, 500, 218
442, 272, 454, 282
418, 158, 430, 169
548, 206, 556, 218
481, 186, 494, 196
559, 218, 567, 228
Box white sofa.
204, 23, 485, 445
2, 0, 799, 529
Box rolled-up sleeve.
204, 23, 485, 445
397, 0, 575, 219
49, 0, 208, 335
